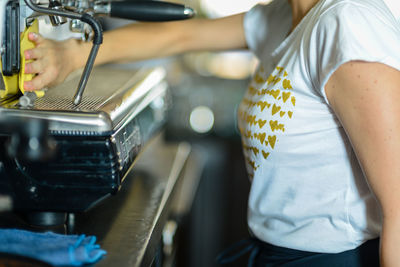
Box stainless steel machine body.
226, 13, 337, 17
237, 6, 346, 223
0, 0, 194, 215
0, 66, 171, 213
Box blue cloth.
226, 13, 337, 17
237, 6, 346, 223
0, 228, 106, 266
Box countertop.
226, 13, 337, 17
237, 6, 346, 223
0, 135, 192, 267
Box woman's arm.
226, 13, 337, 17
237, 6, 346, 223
325, 61, 400, 267
23, 13, 247, 91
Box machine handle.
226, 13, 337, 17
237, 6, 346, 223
110, 1, 195, 21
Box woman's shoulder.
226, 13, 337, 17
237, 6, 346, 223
306, 0, 400, 97
308, 0, 400, 50
316, 0, 399, 30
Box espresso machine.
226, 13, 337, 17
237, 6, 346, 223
0, 0, 194, 225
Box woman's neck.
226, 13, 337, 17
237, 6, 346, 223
288, 0, 320, 31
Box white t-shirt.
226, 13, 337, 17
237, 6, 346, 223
239, 0, 400, 253
383, 0, 400, 21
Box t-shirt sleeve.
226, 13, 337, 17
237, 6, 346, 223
311, 2, 400, 103
383, 0, 400, 22
243, 0, 292, 60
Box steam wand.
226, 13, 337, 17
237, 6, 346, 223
23, 0, 103, 106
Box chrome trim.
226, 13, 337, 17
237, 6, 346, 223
0, 67, 167, 135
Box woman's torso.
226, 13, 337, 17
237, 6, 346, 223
239, 0, 400, 253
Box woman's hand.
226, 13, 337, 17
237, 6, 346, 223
23, 33, 80, 91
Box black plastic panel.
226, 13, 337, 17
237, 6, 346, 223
2, 0, 20, 76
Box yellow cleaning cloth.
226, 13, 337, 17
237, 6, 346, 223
0, 19, 45, 99
19, 19, 45, 98
0, 70, 19, 99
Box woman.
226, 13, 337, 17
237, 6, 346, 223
23, 0, 400, 265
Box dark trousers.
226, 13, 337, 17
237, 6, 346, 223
217, 238, 379, 267
253, 238, 380, 267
